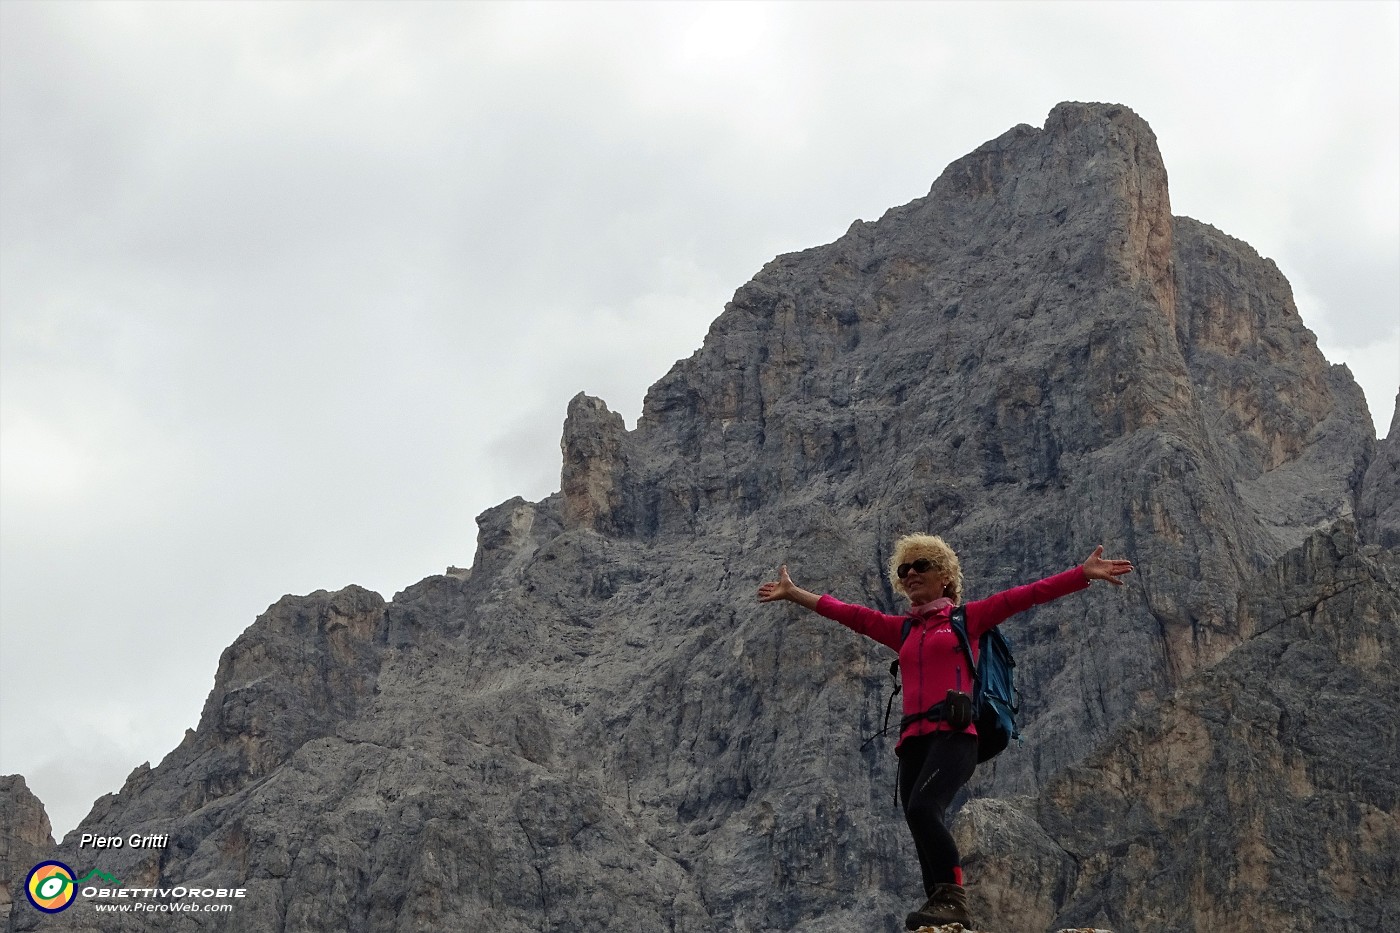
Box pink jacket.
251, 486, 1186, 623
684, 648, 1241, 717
814, 566, 1090, 746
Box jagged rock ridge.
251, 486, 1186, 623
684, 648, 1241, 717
0, 776, 54, 922
8, 103, 1394, 933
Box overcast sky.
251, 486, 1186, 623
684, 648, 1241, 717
2, 1, 1396, 839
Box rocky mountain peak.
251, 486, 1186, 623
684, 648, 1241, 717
7, 103, 1393, 933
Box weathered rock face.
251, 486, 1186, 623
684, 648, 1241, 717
8, 103, 1390, 933
1359, 393, 1400, 548
0, 776, 54, 921
612, 100, 1373, 795
10, 585, 389, 927
561, 392, 629, 534
957, 523, 1399, 933
914, 926, 1112, 933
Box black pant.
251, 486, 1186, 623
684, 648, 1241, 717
897, 731, 978, 894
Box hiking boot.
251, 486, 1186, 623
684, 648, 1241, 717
903, 882, 971, 930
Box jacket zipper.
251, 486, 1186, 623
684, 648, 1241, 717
918, 623, 926, 717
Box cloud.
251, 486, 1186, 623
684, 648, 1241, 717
2, 1, 1395, 837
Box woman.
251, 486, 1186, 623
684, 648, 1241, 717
757, 534, 1132, 930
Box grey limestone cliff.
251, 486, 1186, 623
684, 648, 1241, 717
0, 776, 54, 922
956, 522, 1399, 932
8, 103, 1392, 933
1359, 392, 1400, 548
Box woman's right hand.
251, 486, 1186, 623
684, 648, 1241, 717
757, 565, 797, 603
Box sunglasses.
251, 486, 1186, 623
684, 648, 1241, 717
896, 558, 936, 579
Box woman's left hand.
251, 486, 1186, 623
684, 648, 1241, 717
1082, 545, 1134, 585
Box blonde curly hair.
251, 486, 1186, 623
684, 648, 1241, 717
888, 534, 963, 603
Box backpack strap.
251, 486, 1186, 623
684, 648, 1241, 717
891, 615, 917, 678
860, 615, 920, 754
948, 607, 977, 679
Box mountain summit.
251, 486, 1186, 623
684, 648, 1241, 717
9, 102, 1396, 933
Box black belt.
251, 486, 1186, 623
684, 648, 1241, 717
900, 694, 973, 734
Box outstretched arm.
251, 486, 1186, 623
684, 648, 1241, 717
757, 565, 823, 611
965, 545, 1135, 637
1081, 545, 1134, 585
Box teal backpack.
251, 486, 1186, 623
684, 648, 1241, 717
948, 609, 1021, 762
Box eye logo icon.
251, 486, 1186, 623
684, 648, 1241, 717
26, 861, 77, 913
